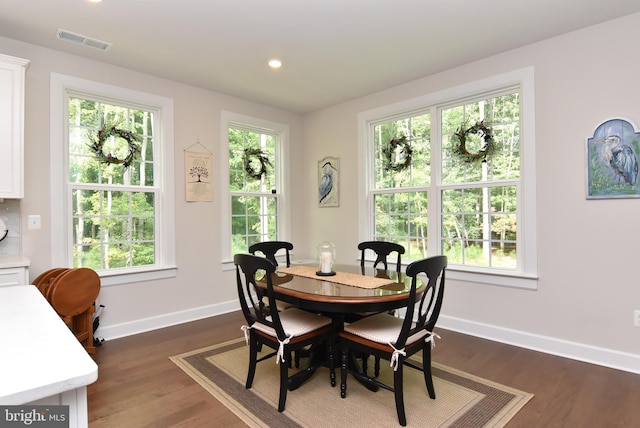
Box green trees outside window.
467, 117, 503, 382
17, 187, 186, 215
68, 96, 157, 270
228, 126, 278, 256
371, 90, 520, 269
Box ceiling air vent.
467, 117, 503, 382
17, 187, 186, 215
56, 29, 112, 51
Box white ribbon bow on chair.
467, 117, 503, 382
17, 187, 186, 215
425, 332, 441, 349
241, 325, 256, 345
388, 332, 441, 371
388, 342, 406, 371
276, 334, 293, 364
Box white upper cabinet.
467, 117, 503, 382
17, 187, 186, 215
0, 54, 29, 199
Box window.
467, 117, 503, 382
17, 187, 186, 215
360, 68, 537, 289
50, 74, 176, 286
221, 112, 290, 264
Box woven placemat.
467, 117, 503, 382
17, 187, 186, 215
277, 265, 394, 289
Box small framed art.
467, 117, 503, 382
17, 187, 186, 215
318, 156, 339, 207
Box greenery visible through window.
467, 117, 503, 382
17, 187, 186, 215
228, 125, 278, 256
372, 89, 521, 270
68, 96, 157, 270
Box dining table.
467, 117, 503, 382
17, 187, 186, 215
256, 263, 424, 390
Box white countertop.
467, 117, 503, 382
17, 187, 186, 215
0, 285, 98, 404
0, 255, 30, 269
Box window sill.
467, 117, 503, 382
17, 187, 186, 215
446, 267, 538, 290
97, 266, 177, 286
357, 257, 537, 290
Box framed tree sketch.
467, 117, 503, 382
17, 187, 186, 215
318, 156, 339, 207
185, 143, 213, 202
586, 118, 640, 199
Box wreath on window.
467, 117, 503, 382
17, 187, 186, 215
88, 122, 142, 169
243, 148, 272, 180
382, 135, 413, 172
452, 121, 496, 163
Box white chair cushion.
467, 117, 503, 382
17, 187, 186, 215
344, 312, 427, 346
253, 308, 332, 338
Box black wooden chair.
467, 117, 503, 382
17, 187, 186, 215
248, 240, 305, 365
249, 241, 293, 268
248, 241, 294, 312
356, 240, 406, 375
358, 240, 405, 273
234, 253, 335, 412
339, 255, 447, 426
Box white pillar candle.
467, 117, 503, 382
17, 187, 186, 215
320, 251, 332, 273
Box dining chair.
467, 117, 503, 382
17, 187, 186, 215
248, 240, 294, 310
234, 253, 336, 412
339, 255, 447, 427
249, 240, 293, 268
356, 240, 406, 376
248, 240, 303, 365
358, 240, 405, 273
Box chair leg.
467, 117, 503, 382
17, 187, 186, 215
278, 353, 289, 412
246, 336, 258, 389
340, 346, 348, 398
374, 356, 381, 377
423, 344, 436, 399
393, 363, 407, 426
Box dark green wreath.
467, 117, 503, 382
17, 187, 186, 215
382, 135, 413, 172
88, 122, 142, 169
243, 148, 272, 180
452, 121, 496, 163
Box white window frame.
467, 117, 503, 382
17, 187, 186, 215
50, 73, 176, 286
220, 111, 290, 270
358, 67, 537, 290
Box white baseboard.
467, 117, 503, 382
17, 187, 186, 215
96, 300, 241, 341
438, 315, 640, 375
95, 304, 640, 375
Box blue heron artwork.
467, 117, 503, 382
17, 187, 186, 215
587, 118, 640, 199
318, 156, 339, 207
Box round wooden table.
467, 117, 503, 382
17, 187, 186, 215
264, 264, 423, 314
257, 264, 424, 391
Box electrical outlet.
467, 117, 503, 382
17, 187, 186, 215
634, 310, 640, 327
27, 215, 41, 230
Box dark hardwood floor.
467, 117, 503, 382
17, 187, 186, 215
87, 311, 640, 427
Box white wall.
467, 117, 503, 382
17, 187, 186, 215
298, 14, 640, 372
0, 36, 304, 338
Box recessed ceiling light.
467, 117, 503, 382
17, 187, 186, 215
268, 59, 282, 69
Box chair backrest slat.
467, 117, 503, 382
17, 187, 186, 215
248, 241, 293, 268
358, 241, 405, 273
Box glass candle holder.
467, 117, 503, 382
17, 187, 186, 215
316, 241, 336, 276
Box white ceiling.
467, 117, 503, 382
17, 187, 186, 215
2, 0, 640, 114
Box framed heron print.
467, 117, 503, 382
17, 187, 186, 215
587, 118, 640, 199
318, 156, 339, 207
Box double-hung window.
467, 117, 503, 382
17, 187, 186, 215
50, 74, 176, 286
361, 69, 537, 289
222, 112, 289, 263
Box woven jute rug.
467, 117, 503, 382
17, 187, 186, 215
170, 338, 533, 428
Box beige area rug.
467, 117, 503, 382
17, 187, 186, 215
170, 338, 533, 428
